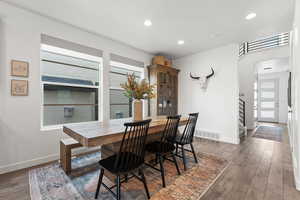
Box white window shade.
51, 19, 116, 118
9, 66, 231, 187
41, 34, 103, 57
110, 53, 144, 68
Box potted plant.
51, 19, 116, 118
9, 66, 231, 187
121, 73, 155, 121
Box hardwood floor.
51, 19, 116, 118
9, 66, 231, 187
0, 123, 299, 200
200, 123, 300, 200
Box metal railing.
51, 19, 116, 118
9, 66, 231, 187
239, 32, 289, 57
239, 98, 246, 127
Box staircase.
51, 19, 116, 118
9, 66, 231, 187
239, 98, 247, 139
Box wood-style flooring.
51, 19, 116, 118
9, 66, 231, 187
0, 123, 299, 200
200, 123, 300, 200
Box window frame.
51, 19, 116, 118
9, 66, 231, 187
40, 44, 103, 130
109, 61, 145, 119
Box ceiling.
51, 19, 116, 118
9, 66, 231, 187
4, 0, 294, 58
256, 58, 290, 74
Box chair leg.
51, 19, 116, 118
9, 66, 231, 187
171, 152, 181, 175
155, 153, 158, 165
181, 145, 187, 171
139, 169, 150, 199
158, 154, 166, 187
116, 175, 121, 200
95, 168, 104, 199
124, 174, 128, 182
190, 143, 198, 163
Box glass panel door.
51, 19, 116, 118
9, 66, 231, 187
257, 78, 279, 122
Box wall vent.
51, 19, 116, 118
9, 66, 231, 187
239, 32, 289, 57
195, 129, 220, 141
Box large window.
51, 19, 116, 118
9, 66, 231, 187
109, 61, 144, 119
41, 44, 102, 127
254, 81, 258, 119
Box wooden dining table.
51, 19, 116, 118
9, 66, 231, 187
62, 116, 188, 174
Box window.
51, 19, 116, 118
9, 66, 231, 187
109, 60, 144, 119
41, 44, 102, 127
254, 82, 258, 119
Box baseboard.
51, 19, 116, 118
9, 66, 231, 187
194, 129, 239, 145
295, 178, 300, 191
0, 146, 101, 175
292, 154, 300, 191
0, 154, 59, 175
220, 136, 240, 145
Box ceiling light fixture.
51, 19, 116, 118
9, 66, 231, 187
144, 19, 152, 27
177, 40, 185, 45
264, 67, 272, 70
246, 13, 257, 20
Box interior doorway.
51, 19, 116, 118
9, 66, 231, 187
254, 58, 290, 125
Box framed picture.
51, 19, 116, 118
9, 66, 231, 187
11, 60, 29, 77
11, 80, 28, 96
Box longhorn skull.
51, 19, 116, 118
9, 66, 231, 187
190, 68, 215, 89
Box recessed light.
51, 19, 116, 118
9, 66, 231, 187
177, 40, 185, 45
246, 13, 257, 20
144, 19, 152, 27
264, 67, 272, 70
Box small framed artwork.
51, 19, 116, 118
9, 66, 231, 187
11, 60, 29, 77
11, 80, 28, 96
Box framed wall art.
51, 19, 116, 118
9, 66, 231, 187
11, 60, 29, 77
11, 80, 28, 96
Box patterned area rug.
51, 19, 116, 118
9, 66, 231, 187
29, 150, 228, 200
252, 125, 283, 142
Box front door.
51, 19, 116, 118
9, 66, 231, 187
257, 78, 279, 123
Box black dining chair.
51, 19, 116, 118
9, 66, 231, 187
95, 119, 152, 200
145, 115, 181, 188
175, 113, 199, 171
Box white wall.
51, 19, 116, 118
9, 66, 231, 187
258, 72, 289, 124
0, 2, 152, 174
290, 0, 300, 190
238, 46, 290, 129
173, 44, 240, 144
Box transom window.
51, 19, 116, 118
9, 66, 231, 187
41, 44, 102, 127
109, 60, 144, 119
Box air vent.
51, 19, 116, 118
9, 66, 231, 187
239, 32, 289, 57
195, 129, 220, 141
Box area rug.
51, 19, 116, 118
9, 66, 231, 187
252, 125, 283, 142
29, 151, 228, 200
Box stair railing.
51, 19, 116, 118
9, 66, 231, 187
239, 98, 246, 127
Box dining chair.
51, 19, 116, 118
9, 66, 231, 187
175, 113, 199, 171
145, 115, 181, 188
95, 119, 152, 200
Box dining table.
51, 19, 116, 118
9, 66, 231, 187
61, 115, 189, 174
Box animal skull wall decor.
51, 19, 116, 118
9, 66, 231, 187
190, 67, 215, 89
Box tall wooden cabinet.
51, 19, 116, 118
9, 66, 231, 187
148, 64, 180, 116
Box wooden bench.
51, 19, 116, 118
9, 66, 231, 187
60, 138, 82, 174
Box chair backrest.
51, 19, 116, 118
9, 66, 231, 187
179, 113, 199, 144
114, 119, 151, 172
161, 115, 181, 145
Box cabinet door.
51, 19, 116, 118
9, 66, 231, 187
157, 71, 178, 115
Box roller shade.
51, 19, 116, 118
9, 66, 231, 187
41, 34, 103, 57
110, 53, 144, 68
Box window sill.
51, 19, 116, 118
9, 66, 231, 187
41, 125, 63, 131
41, 120, 102, 132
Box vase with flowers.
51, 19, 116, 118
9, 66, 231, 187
120, 73, 156, 121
